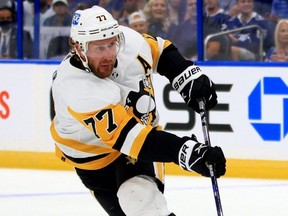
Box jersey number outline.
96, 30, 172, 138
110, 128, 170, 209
84, 109, 117, 138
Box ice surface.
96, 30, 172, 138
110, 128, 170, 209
0, 169, 287, 216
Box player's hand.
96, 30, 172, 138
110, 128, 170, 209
178, 136, 226, 178
181, 74, 217, 113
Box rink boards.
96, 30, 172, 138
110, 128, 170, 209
0, 62, 287, 179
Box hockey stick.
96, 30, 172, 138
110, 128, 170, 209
198, 99, 224, 216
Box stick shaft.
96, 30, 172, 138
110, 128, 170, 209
198, 100, 224, 216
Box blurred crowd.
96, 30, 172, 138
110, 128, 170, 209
0, 0, 288, 62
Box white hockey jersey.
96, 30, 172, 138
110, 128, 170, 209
50, 26, 172, 170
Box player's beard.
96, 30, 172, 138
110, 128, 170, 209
90, 59, 116, 79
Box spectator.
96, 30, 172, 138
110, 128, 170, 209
46, 35, 70, 59
69, 0, 95, 11
23, 0, 34, 26
69, 0, 123, 14
258, 0, 277, 54
97, 0, 124, 18
271, 0, 288, 19
226, 0, 269, 61
136, 0, 147, 10
265, 19, 288, 62
219, 0, 240, 16
170, 0, 231, 60
72, 2, 90, 11
23, 0, 56, 26
43, 0, 72, 26
204, 0, 231, 31
254, 0, 272, 17
168, 0, 197, 59
203, 0, 232, 60
0, 0, 33, 59
116, 0, 139, 26
143, 0, 171, 38
128, 10, 148, 34
167, 0, 186, 26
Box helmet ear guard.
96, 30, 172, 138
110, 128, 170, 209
73, 43, 91, 72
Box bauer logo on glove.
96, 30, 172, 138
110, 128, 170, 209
178, 138, 226, 178
172, 65, 202, 92
172, 66, 218, 113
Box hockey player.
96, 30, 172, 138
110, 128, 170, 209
50, 6, 226, 216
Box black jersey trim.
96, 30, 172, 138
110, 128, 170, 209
62, 151, 109, 164
113, 118, 138, 151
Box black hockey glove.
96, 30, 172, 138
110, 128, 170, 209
172, 65, 217, 113
178, 136, 226, 178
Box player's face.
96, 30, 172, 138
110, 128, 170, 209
86, 37, 118, 78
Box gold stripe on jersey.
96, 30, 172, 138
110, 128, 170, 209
142, 34, 172, 70
129, 124, 153, 159
50, 120, 115, 155
68, 104, 130, 142
68, 103, 153, 159
55, 145, 121, 170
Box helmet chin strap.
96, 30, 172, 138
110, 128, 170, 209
74, 43, 91, 72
